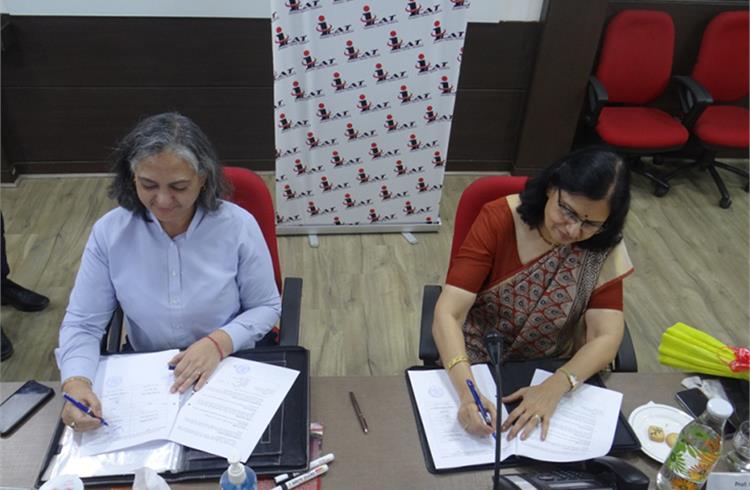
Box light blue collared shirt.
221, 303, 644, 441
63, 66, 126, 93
55, 200, 281, 383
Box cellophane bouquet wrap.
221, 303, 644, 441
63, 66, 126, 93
658, 322, 749, 381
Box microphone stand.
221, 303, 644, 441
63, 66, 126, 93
484, 331, 503, 490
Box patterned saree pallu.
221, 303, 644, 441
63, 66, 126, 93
272, 0, 470, 233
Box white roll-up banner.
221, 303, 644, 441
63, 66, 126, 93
272, 0, 469, 234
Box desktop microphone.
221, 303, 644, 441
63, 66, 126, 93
484, 330, 503, 490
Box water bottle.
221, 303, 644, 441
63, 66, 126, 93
219, 456, 257, 490
656, 398, 733, 490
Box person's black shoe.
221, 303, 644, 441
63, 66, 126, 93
1, 328, 13, 362
1, 279, 50, 312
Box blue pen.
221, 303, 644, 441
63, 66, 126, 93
63, 392, 109, 426
465, 379, 495, 438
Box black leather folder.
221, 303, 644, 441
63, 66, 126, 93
36, 345, 310, 487
405, 358, 640, 474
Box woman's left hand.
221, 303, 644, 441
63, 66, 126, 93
500, 374, 569, 441
169, 337, 223, 393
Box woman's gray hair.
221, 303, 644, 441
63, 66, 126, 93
108, 112, 229, 217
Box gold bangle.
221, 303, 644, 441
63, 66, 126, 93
62, 376, 92, 390
445, 354, 470, 371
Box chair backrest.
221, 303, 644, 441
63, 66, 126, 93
450, 176, 529, 261
595, 10, 675, 105
692, 11, 749, 103
223, 166, 282, 292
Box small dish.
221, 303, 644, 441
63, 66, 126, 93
628, 401, 693, 463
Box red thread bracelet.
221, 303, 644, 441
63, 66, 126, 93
205, 335, 225, 360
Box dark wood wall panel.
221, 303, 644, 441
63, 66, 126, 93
1, 16, 539, 179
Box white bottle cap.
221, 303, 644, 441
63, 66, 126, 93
227, 456, 246, 486
706, 398, 734, 420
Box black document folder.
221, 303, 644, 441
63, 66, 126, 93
406, 358, 640, 474
36, 345, 310, 487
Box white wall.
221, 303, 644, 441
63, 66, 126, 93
1, 0, 543, 22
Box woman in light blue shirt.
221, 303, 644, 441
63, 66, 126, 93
56, 113, 281, 432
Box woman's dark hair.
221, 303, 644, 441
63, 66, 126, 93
108, 112, 229, 218
516, 147, 630, 250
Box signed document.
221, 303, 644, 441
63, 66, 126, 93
80, 350, 299, 460
407, 366, 623, 470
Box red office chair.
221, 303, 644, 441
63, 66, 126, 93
103, 167, 301, 353
658, 11, 749, 208
418, 176, 638, 372
587, 10, 689, 191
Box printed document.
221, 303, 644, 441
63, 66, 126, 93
407, 367, 623, 470
80, 350, 299, 461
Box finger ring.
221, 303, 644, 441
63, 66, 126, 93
532, 414, 542, 423
69, 421, 77, 429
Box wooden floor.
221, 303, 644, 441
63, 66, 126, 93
1, 166, 748, 381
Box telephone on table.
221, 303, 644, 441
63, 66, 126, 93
496, 456, 649, 490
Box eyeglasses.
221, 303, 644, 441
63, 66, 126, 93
557, 189, 607, 234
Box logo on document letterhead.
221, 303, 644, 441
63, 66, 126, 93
372, 63, 407, 83
316, 15, 353, 38
331, 72, 366, 92
386, 30, 423, 52
274, 26, 308, 49
285, 0, 321, 14
276, 146, 300, 159
332, 216, 360, 226
360, 5, 398, 28
408, 134, 440, 152
450, 0, 470, 9
432, 150, 446, 167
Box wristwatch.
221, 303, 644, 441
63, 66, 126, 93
557, 367, 580, 391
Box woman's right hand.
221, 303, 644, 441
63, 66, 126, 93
61, 380, 103, 432
458, 393, 497, 437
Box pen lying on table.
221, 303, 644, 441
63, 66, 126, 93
349, 391, 368, 433
62, 392, 109, 426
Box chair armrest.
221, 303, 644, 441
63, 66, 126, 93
419, 285, 442, 366
585, 76, 609, 127
673, 75, 713, 129
101, 306, 123, 354
278, 277, 302, 346
613, 321, 638, 372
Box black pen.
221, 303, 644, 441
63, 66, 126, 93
349, 391, 368, 434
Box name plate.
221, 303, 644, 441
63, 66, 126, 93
707, 472, 749, 489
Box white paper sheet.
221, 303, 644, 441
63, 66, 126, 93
78, 351, 299, 462
80, 350, 180, 456
169, 357, 300, 461
408, 366, 623, 470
